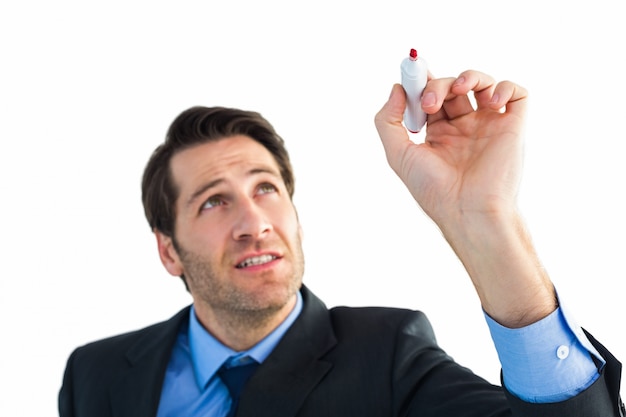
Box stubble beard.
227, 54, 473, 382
176, 235, 305, 329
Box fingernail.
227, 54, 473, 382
490, 93, 500, 104
422, 91, 436, 107
453, 76, 465, 86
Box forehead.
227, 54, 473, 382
169, 134, 280, 195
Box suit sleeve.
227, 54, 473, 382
392, 310, 512, 417
392, 310, 624, 417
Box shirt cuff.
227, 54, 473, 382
484, 304, 604, 403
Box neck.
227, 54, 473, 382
193, 295, 297, 351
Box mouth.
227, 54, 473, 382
236, 254, 278, 269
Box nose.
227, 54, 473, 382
232, 199, 273, 241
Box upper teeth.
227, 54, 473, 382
237, 255, 276, 268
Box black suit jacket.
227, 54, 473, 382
59, 286, 624, 416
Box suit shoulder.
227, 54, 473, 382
68, 306, 189, 366
328, 305, 437, 342
328, 305, 430, 324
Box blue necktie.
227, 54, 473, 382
218, 360, 260, 417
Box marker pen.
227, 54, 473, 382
400, 48, 428, 133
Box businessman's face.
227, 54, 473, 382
156, 135, 304, 326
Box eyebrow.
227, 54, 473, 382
185, 166, 280, 208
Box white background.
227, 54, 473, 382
1, 1, 624, 415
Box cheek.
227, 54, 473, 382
177, 217, 229, 253
298, 224, 304, 242
277, 209, 302, 240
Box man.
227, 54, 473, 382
59, 70, 624, 416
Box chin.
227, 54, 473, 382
243, 278, 300, 307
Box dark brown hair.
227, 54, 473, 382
141, 106, 295, 238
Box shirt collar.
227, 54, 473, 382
188, 290, 303, 390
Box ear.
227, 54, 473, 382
155, 231, 184, 277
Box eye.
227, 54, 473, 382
257, 183, 277, 195
201, 195, 225, 210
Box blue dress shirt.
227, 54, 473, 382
157, 289, 601, 414
156, 292, 303, 417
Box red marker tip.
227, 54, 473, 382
409, 48, 418, 60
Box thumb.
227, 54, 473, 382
374, 83, 411, 166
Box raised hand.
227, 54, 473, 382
375, 71, 555, 327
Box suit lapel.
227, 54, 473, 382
238, 286, 337, 417
109, 307, 190, 417
106, 287, 335, 417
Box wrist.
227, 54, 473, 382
440, 209, 557, 328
